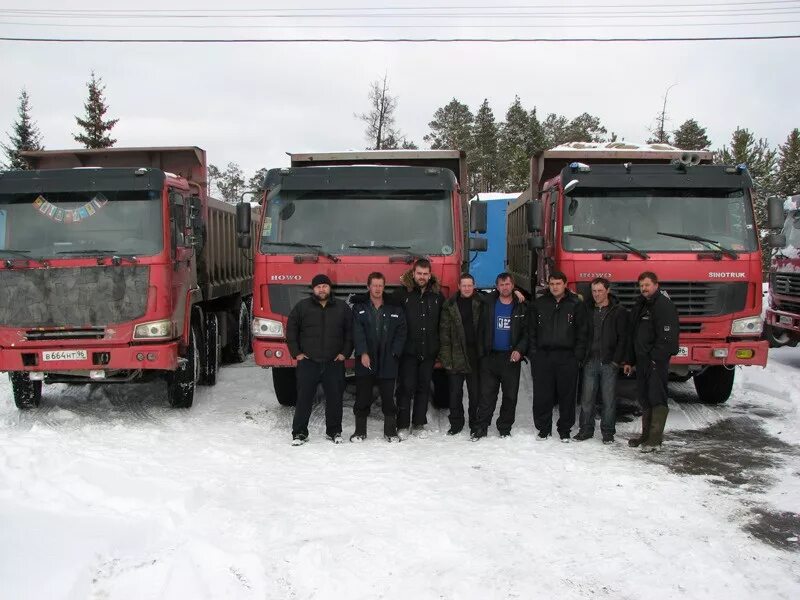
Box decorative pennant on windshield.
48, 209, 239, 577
32, 193, 109, 223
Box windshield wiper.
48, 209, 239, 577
656, 232, 739, 259
0, 249, 48, 267
56, 249, 139, 264
566, 233, 649, 260
262, 241, 339, 262
348, 244, 415, 255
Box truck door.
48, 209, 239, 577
169, 191, 193, 339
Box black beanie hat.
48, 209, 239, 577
311, 274, 333, 288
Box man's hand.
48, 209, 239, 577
623, 364, 634, 376
360, 354, 371, 369
510, 350, 522, 363
296, 353, 308, 361
335, 353, 346, 362
513, 289, 526, 303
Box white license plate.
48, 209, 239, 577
676, 346, 689, 357
42, 350, 88, 362
779, 315, 793, 325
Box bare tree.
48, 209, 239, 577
356, 75, 414, 150
647, 83, 677, 145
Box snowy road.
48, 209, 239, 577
1, 349, 799, 599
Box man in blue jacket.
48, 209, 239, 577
351, 272, 407, 442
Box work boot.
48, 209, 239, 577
640, 405, 669, 453
384, 415, 398, 439
573, 430, 593, 441
628, 408, 652, 448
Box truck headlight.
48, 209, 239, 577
252, 318, 284, 338
133, 319, 174, 340
731, 316, 763, 336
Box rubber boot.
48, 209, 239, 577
628, 408, 652, 448
640, 404, 668, 453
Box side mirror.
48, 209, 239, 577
767, 233, 787, 248
527, 236, 545, 250
526, 200, 544, 233
237, 233, 252, 250
767, 196, 786, 229
563, 179, 579, 195
236, 201, 251, 235
469, 201, 487, 233
469, 237, 487, 251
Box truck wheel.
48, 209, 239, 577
9, 372, 42, 409
272, 367, 297, 406
202, 313, 221, 386
431, 369, 449, 409
166, 324, 199, 408
223, 300, 250, 363
765, 324, 793, 348
693, 366, 735, 404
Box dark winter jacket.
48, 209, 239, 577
439, 292, 485, 373
528, 290, 589, 361
352, 294, 407, 379
627, 289, 680, 364
286, 295, 354, 362
389, 269, 445, 359
479, 291, 528, 357
583, 293, 629, 365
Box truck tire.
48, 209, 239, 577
431, 369, 450, 409
166, 324, 199, 408
9, 372, 42, 409
223, 300, 250, 364
765, 324, 797, 348
272, 367, 297, 406
693, 365, 735, 404
202, 312, 221, 386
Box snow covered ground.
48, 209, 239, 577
1, 348, 799, 600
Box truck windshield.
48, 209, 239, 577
260, 189, 455, 256
562, 188, 757, 253
783, 210, 800, 249
0, 189, 163, 258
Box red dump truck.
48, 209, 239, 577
0, 147, 253, 409
507, 142, 768, 404
765, 194, 800, 347
235, 150, 485, 407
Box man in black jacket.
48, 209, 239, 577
439, 273, 484, 436
574, 277, 628, 444
623, 271, 680, 452
391, 258, 445, 439
528, 271, 589, 442
472, 272, 528, 440
351, 272, 407, 443
286, 273, 353, 446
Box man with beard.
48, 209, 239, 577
391, 258, 445, 439
286, 274, 353, 446
623, 271, 679, 452
350, 272, 407, 442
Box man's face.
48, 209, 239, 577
639, 277, 658, 298
459, 277, 475, 298
368, 278, 385, 299
549, 278, 566, 298
414, 266, 432, 288
496, 277, 514, 298
591, 283, 609, 305
313, 283, 331, 301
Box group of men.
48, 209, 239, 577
285, 259, 679, 453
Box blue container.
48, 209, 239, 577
468, 194, 517, 290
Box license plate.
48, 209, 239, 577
779, 315, 793, 325
676, 346, 689, 357
42, 350, 88, 362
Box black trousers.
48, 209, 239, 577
354, 375, 398, 436
447, 354, 480, 433
635, 357, 670, 409
395, 354, 435, 429
532, 349, 579, 437
292, 359, 345, 438
475, 351, 522, 435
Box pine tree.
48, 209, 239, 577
2, 89, 44, 170
647, 85, 677, 145
208, 162, 245, 203
471, 99, 500, 194
248, 168, 270, 193
73, 71, 119, 149
424, 98, 474, 152
498, 97, 545, 192
566, 113, 608, 143
673, 119, 711, 150
542, 113, 570, 148
356, 75, 414, 150
776, 128, 800, 196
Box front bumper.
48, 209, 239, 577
0, 341, 179, 372
765, 307, 800, 335
671, 339, 768, 367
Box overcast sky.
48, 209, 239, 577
1, 1, 798, 179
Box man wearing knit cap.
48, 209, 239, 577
286, 273, 354, 445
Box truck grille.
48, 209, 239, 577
777, 299, 800, 314
268, 284, 403, 316
772, 272, 800, 297
25, 327, 106, 341
609, 281, 748, 318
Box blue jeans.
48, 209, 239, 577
579, 357, 618, 436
